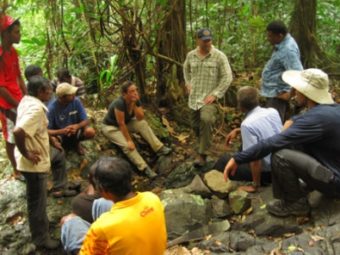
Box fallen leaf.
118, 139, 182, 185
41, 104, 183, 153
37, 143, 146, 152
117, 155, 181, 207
243, 206, 253, 215
260, 204, 266, 209
270, 241, 283, 255
173, 133, 190, 143
296, 216, 310, 225
283, 232, 296, 238
310, 234, 325, 242
287, 244, 297, 252
162, 116, 175, 134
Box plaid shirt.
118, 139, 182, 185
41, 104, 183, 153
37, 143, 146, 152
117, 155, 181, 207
183, 46, 233, 110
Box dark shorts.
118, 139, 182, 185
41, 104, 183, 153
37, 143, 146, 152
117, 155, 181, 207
61, 128, 85, 150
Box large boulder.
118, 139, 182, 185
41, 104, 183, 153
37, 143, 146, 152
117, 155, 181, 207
181, 175, 212, 198
228, 190, 251, 215
160, 189, 212, 239
210, 196, 233, 218
165, 162, 199, 189
203, 170, 235, 198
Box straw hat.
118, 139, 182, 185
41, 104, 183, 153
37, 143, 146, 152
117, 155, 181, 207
282, 68, 334, 104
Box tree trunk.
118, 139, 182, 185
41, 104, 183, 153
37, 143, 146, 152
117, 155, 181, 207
155, 0, 186, 106
289, 0, 328, 68
120, 8, 148, 102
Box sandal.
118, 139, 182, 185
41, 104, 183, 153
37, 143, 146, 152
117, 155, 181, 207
52, 189, 77, 198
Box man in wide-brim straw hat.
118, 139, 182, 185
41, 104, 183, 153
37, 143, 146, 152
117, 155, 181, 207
224, 68, 340, 217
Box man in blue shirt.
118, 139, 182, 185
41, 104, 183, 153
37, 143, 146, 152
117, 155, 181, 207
224, 69, 340, 217
214, 87, 282, 192
261, 20, 303, 123
48, 83, 95, 154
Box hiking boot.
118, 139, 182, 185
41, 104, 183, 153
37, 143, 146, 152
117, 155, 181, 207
157, 146, 172, 157
144, 167, 158, 179
36, 238, 60, 250
266, 198, 311, 217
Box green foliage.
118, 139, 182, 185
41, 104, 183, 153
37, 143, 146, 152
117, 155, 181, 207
186, 0, 294, 70
99, 54, 119, 92
317, 0, 340, 56
6, 0, 340, 97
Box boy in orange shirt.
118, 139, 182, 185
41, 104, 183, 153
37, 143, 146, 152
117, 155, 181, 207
61, 157, 167, 255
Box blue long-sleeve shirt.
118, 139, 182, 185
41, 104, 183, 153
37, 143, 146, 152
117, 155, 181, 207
234, 104, 340, 181
261, 34, 303, 97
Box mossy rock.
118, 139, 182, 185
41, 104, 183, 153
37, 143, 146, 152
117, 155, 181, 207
144, 111, 169, 139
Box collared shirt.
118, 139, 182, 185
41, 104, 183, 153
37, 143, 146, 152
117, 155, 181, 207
15, 95, 50, 173
0, 46, 23, 109
183, 46, 233, 110
80, 192, 167, 255
48, 98, 87, 130
234, 104, 340, 182
241, 106, 282, 172
261, 34, 303, 98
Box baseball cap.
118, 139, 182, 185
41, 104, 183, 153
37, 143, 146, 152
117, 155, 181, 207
197, 28, 212, 41
56, 83, 78, 97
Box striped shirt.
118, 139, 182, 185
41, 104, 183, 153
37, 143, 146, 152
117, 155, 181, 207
241, 106, 282, 172
183, 46, 233, 110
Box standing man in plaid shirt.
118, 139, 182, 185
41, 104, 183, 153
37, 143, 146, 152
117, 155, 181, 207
184, 28, 233, 166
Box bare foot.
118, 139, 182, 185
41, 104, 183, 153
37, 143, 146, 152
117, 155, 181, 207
13, 171, 25, 182
238, 185, 257, 193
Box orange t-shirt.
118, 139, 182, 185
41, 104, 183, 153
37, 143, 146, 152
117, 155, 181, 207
80, 192, 167, 255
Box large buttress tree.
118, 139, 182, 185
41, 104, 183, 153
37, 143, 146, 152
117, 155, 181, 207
290, 0, 339, 72
155, 0, 186, 105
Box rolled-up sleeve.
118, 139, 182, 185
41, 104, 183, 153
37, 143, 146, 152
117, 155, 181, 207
16, 106, 42, 137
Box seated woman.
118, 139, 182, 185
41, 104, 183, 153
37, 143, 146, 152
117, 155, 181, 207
101, 81, 171, 178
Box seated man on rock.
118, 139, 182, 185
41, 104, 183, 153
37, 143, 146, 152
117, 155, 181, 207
61, 160, 113, 225
47, 83, 95, 155
214, 86, 282, 192
224, 69, 340, 217
102, 81, 171, 178
61, 157, 167, 255
60, 162, 113, 253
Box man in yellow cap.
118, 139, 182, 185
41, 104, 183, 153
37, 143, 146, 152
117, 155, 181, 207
47, 83, 95, 155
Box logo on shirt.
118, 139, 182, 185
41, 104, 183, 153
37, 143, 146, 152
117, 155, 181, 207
69, 110, 78, 116
140, 206, 154, 217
